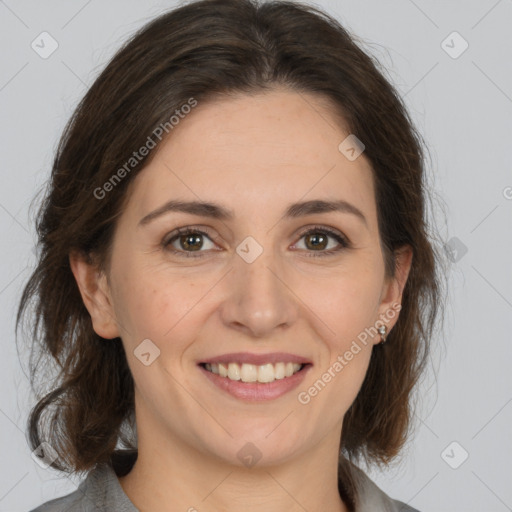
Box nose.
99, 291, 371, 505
219, 245, 299, 338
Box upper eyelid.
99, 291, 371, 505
163, 225, 217, 243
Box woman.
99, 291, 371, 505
19, 0, 444, 510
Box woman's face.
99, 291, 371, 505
74, 89, 410, 467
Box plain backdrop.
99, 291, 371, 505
0, 1, 511, 511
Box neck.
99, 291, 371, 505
118, 408, 349, 512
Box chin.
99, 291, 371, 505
196, 420, 310, 469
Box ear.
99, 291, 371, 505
377, 244, 413, 333
69, 250, 120, 339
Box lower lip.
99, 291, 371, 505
199, 364, 312, 401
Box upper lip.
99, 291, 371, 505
200, 352, 312, 366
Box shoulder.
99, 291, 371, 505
29, 462, 137, 512
348, 462, 420, 512
29, 487, 91, 511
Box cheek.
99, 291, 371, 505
314, 266, 383, 341
117, 281, 193, 343
305, 262, 381, 400
305, 299, 376, 422
110, 244, 205, 338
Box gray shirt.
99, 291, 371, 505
30, 452, 419, 512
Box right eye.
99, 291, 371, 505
162, 227, 218, 258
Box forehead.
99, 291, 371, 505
125, 90, 377, 225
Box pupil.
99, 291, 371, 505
307, 233, 327, 250
182, 234, 202, 251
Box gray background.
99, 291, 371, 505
1, 1, 511, 511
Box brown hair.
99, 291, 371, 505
17, 0, 445, 506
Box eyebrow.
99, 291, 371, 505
138, 199, 367, 227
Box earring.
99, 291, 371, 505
377, 325, 388, 344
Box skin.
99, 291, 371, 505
70, 89, 412, 512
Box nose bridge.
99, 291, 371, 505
221, 237, 297, 336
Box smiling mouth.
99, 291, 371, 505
201, 362, 307, 384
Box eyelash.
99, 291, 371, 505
161, 225, 351, 259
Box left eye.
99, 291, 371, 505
162, 226, 350, 258
293, 228, 349, 255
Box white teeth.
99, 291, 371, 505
274, 362, 285, 379
257, 363, 275, 383
218, 363, 228, 378
240, 364, 258, 382
204, 361, 304, 383
227, 363, 241, 381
